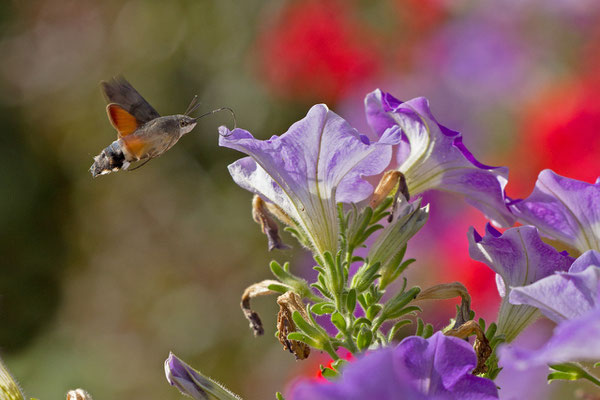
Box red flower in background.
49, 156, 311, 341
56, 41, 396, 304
256, 1, 381, 103
511, 78, 600, 196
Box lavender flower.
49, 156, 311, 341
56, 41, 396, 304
219, 104, 397, 256
364, 89, 515, 227
499, 251, 600, 368
510, 170, 600, 254
499, 310, 600, 369
468, 224, 573, 341
290, 332, 499, 400
509, 250, 600, 323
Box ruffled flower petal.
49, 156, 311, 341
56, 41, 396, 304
220, 104, 393, 255
468, 224, 574, 341
290, 332, 498, 400
510, 169, 600, 253
365, 89, 515, 227
499, 309, 600, 369
509, 262, 600, 323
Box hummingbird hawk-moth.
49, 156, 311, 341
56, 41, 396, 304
90, 76, 234, 177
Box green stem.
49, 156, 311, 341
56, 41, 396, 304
322, 341, 340, 361
574, 363, 600, 387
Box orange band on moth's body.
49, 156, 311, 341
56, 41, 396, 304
120, 136, 149, 160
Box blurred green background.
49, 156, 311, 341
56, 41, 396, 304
1, 0, 600, 398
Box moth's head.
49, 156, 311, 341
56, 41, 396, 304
176, 115, 197, 135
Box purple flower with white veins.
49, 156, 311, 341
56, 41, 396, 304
500, 251, 600, 368
468, 224, 574, 341
510, 170, 600, 254
290, 332, 499, 400
219, 104, 397, 256
365, 89, 515, 227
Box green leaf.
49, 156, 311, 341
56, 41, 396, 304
415, 318, 424, 337
267, 283, 292, 293
346, 289, 357, 314
270, 261, 295, 283
422, 323, 433, 339
331, 311, 347, 332
353, 317, 372, 328
547, 371, 579, 383
287, 332, 320, 348
387, 319, 412, 342
311, 283, 331, 299
381, 287, 420, 320
292, 311, 322, 338
276, 392, 286, 400
366, 304, 383, 320
320, 366, 338, 380
357, 327, 373, 351
331, 359, 349, 372
548, 363, 600, 387
485, 322, 497, 339
312, 302, 335, 315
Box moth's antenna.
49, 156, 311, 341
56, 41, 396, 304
184, 95, 200, 116
193, 107, 237, 135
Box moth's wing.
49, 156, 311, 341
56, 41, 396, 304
106, 104, 140, 138
100, 76, 160, 123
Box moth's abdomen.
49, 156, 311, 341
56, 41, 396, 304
90, 140, 129, 177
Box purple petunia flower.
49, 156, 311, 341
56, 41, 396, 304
509, 250, 600, 323
219, 104, 397, 256
290, 332, 499, 400
499, 251, 600, 368
364, 89, 515, 227
510, 170, 600, 254
468, 224, 574, 341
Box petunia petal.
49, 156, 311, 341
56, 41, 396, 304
395, 332, 499, 399
468, 224, 574, 341
220, 104, 392, 255
365, 89, 515, 227
499, 309, 600, 369
510, 170, 600, 253
289, 332, 498, 400
509, 262, 600, 323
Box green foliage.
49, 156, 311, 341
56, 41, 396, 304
548, 363, 600, 387
477, 319, 505, 380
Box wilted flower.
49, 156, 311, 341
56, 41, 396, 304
510, 170, 600, 254
468, 224, 573, 341
500, 250, 600, 368
219, 104, 397, 256
364, 89, 515, 227
290, 332, 499, 400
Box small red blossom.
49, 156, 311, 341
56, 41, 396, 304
256, 0, 381, 103
512, 79, 600, 196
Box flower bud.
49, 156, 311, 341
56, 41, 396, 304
0, 357, 25, 400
